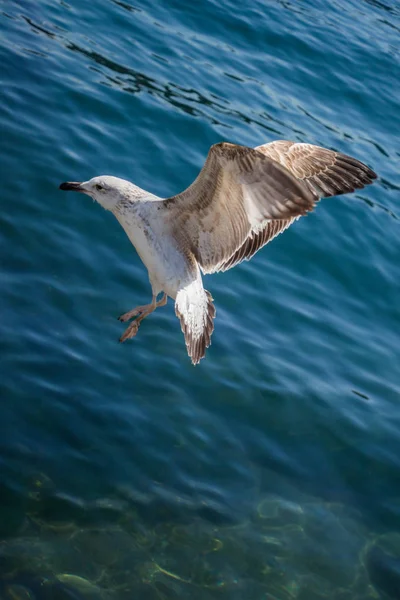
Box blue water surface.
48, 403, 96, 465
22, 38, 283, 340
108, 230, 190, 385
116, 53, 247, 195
1, 0, 400, 598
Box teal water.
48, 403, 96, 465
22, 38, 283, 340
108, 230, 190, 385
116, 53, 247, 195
1, 0, 400, 598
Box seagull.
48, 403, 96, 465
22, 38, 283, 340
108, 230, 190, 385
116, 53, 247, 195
60, 140, 376, 364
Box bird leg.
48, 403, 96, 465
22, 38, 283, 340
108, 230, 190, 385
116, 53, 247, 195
118, 293, 167, 323
118, 293, 167, 342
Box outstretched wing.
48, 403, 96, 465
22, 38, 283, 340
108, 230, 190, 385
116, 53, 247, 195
218, 218, 297, 271
175, 271, 216, 365
162, 142, 318, 275
255, 140, 377, 198
216, 140, 377, 272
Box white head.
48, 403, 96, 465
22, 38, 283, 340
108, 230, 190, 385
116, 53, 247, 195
59, 175, 143, 211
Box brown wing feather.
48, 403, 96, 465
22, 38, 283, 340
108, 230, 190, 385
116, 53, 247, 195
213, 140, 377, 273
162, 141, 376, 276
162, 142, 317, 275
218, 218, 296, 272
256, 141, 377, 198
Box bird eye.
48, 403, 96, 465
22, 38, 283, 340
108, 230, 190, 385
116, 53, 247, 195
95, 184, 103, 191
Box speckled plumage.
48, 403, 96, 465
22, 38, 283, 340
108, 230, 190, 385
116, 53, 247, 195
60, 140, 376, 365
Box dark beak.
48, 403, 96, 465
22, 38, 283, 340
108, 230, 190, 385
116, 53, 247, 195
59, 181, 84, 192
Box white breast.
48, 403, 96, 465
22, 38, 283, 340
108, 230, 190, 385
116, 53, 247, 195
114, 202, 190, 298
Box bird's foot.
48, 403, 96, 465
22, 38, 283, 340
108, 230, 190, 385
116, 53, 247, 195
118, 304, 151, 322
119, 320, 140, 342
118, 294, 167, 322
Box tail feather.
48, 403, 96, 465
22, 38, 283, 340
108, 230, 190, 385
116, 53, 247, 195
175, 281, 216, 365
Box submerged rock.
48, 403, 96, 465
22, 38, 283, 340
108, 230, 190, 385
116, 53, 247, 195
55, 574, 103, 598
41, 577, 108, 600
257, 497, 304, 529
40, 581, 83, 600
365, 532, 400, 599
4, 584, 36, 600
69, 526, 139, 569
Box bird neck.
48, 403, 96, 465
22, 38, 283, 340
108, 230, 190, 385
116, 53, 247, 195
114, 187, 162, 217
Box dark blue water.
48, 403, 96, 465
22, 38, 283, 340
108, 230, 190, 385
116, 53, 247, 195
1, 0, 400, 598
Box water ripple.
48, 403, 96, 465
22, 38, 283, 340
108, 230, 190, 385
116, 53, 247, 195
1, 0, 400, 596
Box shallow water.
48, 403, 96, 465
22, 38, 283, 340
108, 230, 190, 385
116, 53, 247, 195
1, 0, 400, 597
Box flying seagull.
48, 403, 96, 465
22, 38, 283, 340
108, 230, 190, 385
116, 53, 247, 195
60, 140, 376, 364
